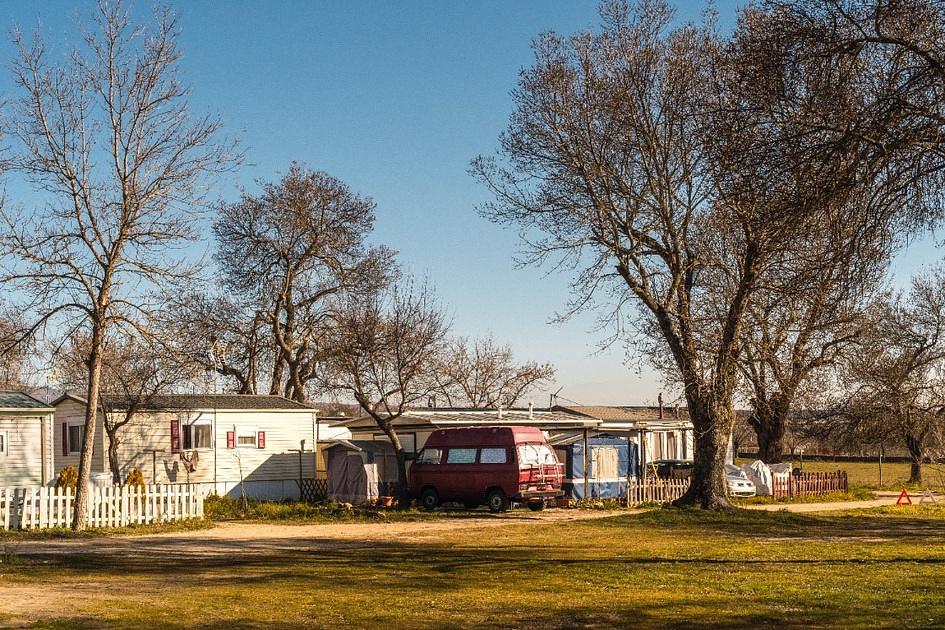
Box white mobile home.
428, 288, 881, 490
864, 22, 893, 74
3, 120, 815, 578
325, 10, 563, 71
0, 391, 55, 487
52, 393, 349, 500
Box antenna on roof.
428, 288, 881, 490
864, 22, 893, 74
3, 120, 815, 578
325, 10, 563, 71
528, 401, 534, 419
549, 386, 563, 408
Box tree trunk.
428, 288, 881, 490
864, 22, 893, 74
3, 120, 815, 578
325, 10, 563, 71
73, 321, 105, 531
748, 409, 787, 464
269, 356, 285, 396
377, 420, 412, 509
107, 429, 121, 485
674, 400, 734, 510
905, 433, 924, 485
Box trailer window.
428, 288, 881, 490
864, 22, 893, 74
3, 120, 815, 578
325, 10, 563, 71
183, 421, 213, 450
479, 448, 507, 464
68, 424, 85, 454
518, 444, 556, 467
446, 448, 476, 464
417, 448, 442, 464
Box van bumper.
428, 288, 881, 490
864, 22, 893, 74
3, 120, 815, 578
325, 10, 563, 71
518, 489, 564, 501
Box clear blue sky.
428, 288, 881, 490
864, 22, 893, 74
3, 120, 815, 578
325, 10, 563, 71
1, 1, 940, 406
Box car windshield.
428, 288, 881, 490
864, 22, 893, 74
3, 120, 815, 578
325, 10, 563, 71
517, 444, 556, 467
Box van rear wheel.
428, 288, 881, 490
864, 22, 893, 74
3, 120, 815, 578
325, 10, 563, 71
420, 488, 440, 511
527, 500, 545, 512
486, 489, 510, 513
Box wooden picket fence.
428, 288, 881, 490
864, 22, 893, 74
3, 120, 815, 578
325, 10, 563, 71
0, 484, 204, 531
772, 471, 848, 499
627, 477, 691, 506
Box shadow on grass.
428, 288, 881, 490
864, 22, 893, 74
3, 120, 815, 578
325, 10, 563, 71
5, 507, 945, 629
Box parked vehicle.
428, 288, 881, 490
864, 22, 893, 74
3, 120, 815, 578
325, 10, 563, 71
651, 459, 693, 480
725, 465, 757, 498
409, 426, 564, 512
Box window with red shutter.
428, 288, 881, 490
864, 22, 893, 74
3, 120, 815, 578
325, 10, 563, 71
257, 431, 265, 449
226, 431, 235, 449
170, 420, 180, 452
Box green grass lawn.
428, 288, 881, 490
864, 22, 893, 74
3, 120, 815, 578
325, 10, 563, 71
2, 505, 944, 628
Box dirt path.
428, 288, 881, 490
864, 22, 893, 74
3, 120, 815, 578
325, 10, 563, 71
741, 493, 911, 513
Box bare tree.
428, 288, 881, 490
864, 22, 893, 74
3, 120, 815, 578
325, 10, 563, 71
0, 306, 36, 388
56, 332, 191, 484
838, 273, 945, 484
214, 164, 394, 403
324, 280, 448, 508
161, 290, 270, 395
431, 336, 555, 408
473, 0, 945, 508
0, 2, 236, 529
737, 229, 885, 463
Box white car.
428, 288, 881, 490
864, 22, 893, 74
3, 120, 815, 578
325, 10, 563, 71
725, 466, 757, 498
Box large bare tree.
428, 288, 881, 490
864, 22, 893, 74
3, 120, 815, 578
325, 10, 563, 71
431, 335, 555, 408
214, 164, 393, 402
736, 221, 887, 463
324, 280, 448, 508
837, 273, 945, 484
473, 0, 945, 508
0, 1, 235, 529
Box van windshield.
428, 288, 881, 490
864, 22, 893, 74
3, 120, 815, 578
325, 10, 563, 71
517, 444, 556, 468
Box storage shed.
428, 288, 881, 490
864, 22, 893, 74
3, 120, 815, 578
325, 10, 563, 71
325, 440, 399, 505
551, 433, 638, 500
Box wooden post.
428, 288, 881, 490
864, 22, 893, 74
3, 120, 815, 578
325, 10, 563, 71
582, 428, 589, 499
879, 444, 883, 488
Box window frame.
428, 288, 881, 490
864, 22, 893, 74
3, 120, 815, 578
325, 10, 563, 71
68, 423, 85, 454
0, 430, 7, 456
416, 448, 443, 465
235, 427, 258, 449
479, 447, 508, 464
182, 418, 214, 451
445, 447, 477, 464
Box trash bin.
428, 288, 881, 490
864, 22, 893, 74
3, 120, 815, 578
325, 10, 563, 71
89, 472, 113, 487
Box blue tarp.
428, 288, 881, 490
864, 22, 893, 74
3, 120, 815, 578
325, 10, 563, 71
560, 435, 638, 500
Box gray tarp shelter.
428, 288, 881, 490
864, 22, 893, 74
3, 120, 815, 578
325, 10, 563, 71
325, 440, 399, 505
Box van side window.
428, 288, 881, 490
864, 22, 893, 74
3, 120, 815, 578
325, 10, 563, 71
446, 448, 476, 464
479, 448, 507, 464
417, 448, 442, 464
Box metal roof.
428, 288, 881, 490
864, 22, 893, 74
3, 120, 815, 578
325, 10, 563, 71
0, 390, 54, 412
338, 407, 600, 430
52, 393, 312, 411
554, 404, 690, 423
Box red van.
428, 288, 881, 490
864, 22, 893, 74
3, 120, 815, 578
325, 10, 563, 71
409, 426, 564, 512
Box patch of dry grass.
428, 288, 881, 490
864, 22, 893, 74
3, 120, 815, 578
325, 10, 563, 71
1, 505, 944, 628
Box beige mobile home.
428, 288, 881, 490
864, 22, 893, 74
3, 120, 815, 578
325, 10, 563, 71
52, 393, 349, 500
0, 391, 55, 487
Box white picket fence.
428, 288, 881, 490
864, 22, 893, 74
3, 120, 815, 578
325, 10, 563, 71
627, 477, 691, 506
0, 484, 204, 530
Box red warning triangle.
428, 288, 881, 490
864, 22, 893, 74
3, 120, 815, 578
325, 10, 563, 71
896, 489, 912, 506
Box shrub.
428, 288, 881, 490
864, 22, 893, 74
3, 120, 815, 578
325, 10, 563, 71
124, 467, 146, 491
56, 466, 78, 490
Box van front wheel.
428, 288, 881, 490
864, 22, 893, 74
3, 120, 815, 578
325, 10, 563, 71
420, 488, 440, 511
486, 489, 510, 513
